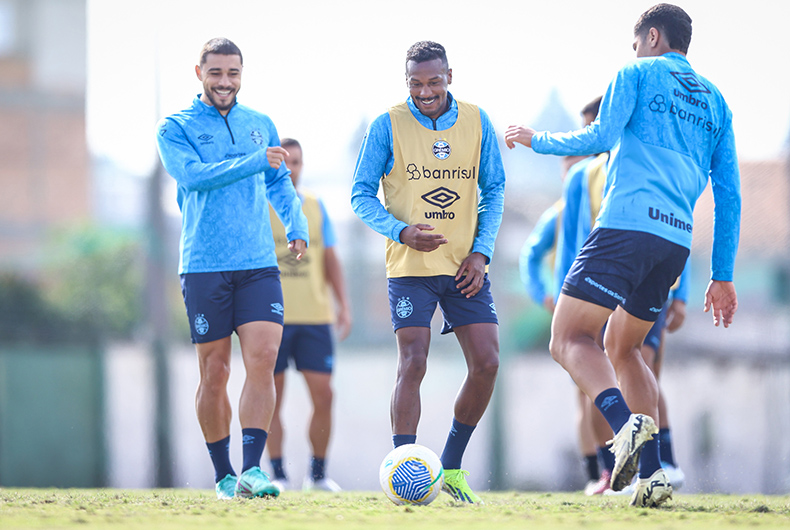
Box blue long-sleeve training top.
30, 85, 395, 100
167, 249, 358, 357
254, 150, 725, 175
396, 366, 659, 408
156, 97, 309, 274
532, 52, 740, 282
351, 94, 506, 263
519, 202, 562, 305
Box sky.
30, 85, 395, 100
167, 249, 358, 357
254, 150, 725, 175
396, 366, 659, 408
86, 0, 790, 200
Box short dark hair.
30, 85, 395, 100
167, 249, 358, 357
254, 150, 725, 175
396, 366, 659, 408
280, 138, 301, 150
405, 41, 448, 71
634, 4, 692, 54
199, 37, 243, 66
581, 96, 603, 119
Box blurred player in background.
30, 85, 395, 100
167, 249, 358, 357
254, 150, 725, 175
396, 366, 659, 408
506, 3, 740, 507
520, 97, 609, 493
351, 41, 506, 504
155, 37, 308, 500
266, 138, 352, 493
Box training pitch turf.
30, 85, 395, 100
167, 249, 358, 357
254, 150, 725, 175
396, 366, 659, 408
1, 489, 788, 529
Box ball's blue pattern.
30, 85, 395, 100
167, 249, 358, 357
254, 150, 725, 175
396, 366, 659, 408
391, 459, 432, 501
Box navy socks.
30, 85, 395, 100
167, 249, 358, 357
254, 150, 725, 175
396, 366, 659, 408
270, 457, 286, 480
658, 427, 677, 466
241, 428, 268, 473
440, 418, 476, 470
206, 436, 235, 483
594, 388, 632, 434
393, 434, 417, 448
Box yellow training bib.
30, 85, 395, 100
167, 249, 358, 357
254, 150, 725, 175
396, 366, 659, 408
384, 101, 483, 277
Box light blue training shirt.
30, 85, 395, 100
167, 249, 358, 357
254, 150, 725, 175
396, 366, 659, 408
532, 52, 740, 281
156, 97, 309, 274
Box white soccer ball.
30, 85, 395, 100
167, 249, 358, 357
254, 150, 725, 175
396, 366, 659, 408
379, 443, 444, 505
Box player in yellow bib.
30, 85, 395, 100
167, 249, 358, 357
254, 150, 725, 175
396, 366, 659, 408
267, 138, 352, 493
351, 41, 506, 503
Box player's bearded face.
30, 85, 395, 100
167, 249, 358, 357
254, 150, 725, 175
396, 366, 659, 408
406, 58, 452, 120
197, 53, 242, 114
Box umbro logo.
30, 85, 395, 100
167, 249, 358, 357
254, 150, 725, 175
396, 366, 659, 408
670, 71, 710, 94
198, 133, 213, 141
421, 187, 460, 209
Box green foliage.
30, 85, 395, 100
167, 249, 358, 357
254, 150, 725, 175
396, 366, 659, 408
43, 225, 144, 342
0, 225, 145, 345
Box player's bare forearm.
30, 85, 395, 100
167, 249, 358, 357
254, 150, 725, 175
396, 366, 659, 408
400, 224, 448, 252
455, 252, 487, 298
704, 280, 738, 328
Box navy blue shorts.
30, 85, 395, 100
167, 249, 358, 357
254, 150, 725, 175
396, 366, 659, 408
274, 324, 334, 374
562, 228, 689, 322
387, 275, 498, 334
180, 267, 284, 343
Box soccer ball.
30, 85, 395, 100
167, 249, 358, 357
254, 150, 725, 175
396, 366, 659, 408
379, 443, 444, 505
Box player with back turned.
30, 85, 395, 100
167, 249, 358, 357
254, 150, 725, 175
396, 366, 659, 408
351, 41, 506, 504
505, 4, 740, 507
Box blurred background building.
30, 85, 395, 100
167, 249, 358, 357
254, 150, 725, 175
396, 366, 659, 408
0, 0, 788, 495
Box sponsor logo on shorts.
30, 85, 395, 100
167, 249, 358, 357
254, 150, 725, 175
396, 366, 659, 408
194, 313, 209, 335
648, 206, 692, 233
489, 302, 497, 315
649, 306, 663, 313
271, 303, 284, 316
432, 140, 451, 160
584, 277, 625, 303
406, 163, 477, 181
250, 129, 264, 145
395, 297, 413, 319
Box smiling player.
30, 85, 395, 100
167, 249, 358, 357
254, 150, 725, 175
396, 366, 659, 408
351, 41, 506, 504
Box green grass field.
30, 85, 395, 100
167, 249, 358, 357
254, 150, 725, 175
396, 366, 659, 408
1, 489, 789, 530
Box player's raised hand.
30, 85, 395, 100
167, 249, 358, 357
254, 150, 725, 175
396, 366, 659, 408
400, 224, 448, 252
505, 125, 537, 149
288, 239, 307, 260
704, 280, 738, 328
455, 252, 487, 298
267, 146, 289, 169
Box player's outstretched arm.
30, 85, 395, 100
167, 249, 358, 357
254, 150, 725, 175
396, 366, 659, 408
704, 280, 738, 328
399, 224, 448, 252
504, 125, 537, 149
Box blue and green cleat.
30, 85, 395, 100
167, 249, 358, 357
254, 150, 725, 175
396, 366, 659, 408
215, 474, 237, 499
235, 466, 280, 498
442, 469, 483, 504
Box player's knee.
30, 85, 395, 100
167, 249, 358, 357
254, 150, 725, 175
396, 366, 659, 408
397, 350, 428, 381
548, 335, 566, 366
200, 357, 231, 390
469, 352, 499, 380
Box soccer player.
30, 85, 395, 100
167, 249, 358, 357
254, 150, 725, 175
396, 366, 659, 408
505, 3, 740, 507
266, 138, 352, 493
351, 41, 506, 504
155, 38, 309, 500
